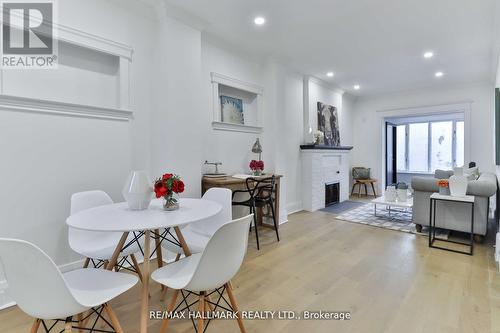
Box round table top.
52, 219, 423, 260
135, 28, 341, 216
66, 198, 222, 232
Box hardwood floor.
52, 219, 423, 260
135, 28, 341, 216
1, 209, 500, 333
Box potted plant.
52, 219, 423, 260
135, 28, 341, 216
154, 173, 185, 211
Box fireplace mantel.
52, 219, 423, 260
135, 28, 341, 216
300, 144, 353, 151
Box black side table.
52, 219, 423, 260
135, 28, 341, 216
429, 193, 475, 255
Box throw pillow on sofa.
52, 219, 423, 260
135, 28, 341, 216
464, 166, 480, 180
434, 169, 454, 179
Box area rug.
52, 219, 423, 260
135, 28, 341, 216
334, 203, 449, 239
320, 200, 366, 215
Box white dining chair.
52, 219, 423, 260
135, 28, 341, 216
161, 188, 232, 256
69, 190, 144, 279
0, 238, 138, 333
151, 214, 252, 333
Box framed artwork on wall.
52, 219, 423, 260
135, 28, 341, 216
317, 101, 340, 146
220, 95, 244, 125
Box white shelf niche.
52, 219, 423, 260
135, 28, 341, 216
210, 72, 263, 133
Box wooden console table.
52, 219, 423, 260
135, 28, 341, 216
202, 175, 282, 229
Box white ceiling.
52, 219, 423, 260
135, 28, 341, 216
162, 0, 499, 96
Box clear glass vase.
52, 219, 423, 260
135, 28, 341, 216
252, 169, 263, 176
163, 193, 179, 211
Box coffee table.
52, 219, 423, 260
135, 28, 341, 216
371, 195, 413, 217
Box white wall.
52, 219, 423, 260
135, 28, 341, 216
0, 0, 155, 307
352, 82, 495, 193
268, 63, 304, 214
200, 38, 269, 176
150, 15, 203, 197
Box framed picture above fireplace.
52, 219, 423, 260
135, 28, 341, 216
317, 101, 340, 146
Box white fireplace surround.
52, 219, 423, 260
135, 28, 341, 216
301, 149, 351, 212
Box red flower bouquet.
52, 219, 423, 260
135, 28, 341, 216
437, 179, 450, 196
154, 173, 185, 210
249, 159, 264, 176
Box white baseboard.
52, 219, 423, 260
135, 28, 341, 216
286, 201, 303, 214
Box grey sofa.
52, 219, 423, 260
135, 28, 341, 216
411, 172, 497, 238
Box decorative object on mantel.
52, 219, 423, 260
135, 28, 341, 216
249, 160, 265, 176
122, 170, 153, 210
313, 130, 324, 145
154, 173, 185, 211
317, 101, 340, 146
203, 160, 227, 178
396, 182, 408, 202
449, 167, 468, 197
220, 95, 244, 125
437, 179, 450, 195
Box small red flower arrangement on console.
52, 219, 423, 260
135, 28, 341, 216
437, 179, 450, 195
249, 160, 264, 176
154, 173, 185, 210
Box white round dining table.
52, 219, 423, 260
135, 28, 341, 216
66, 198, 222, 333
67, 198, 222, 232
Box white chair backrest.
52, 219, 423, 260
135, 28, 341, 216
0, 238, 84, 319
186, 214, 252, 292
69, 191, 116, 251
190, 188, 232, 236
70, 190, 113, 215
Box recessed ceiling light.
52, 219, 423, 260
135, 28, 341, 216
423, 51, 434, 59
435, 71, 444, 77
353, 85, 360, 90
326, 72, 334, 77
254, 17, 265, 25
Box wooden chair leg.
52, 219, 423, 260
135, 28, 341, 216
357, 183, 362, 197
364, 184, 368, 197
130, 254, 143, 283
83, 258, 90, 269
160, 289, 179, 333
77, 313, 84, 333
225, 283, 247, 333
350, 183, 356, 196
64, 317, 73, 333
198, 292, 205, 333
154, 229, 164, 292
79, 310, 91, 329
30, 319, 41, 333
371, 182, 377, 197
104, 303, 124, 333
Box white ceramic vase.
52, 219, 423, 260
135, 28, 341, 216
122, 170, 153, 210
449, 168, 468, 197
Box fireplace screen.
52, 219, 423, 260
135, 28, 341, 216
325, 182, 340, 206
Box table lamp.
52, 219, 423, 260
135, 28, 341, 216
252, 138, 262, 160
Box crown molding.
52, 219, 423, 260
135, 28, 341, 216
0, 94, 133, 121
161, 2, 209, 31
306, 76, 345, 95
